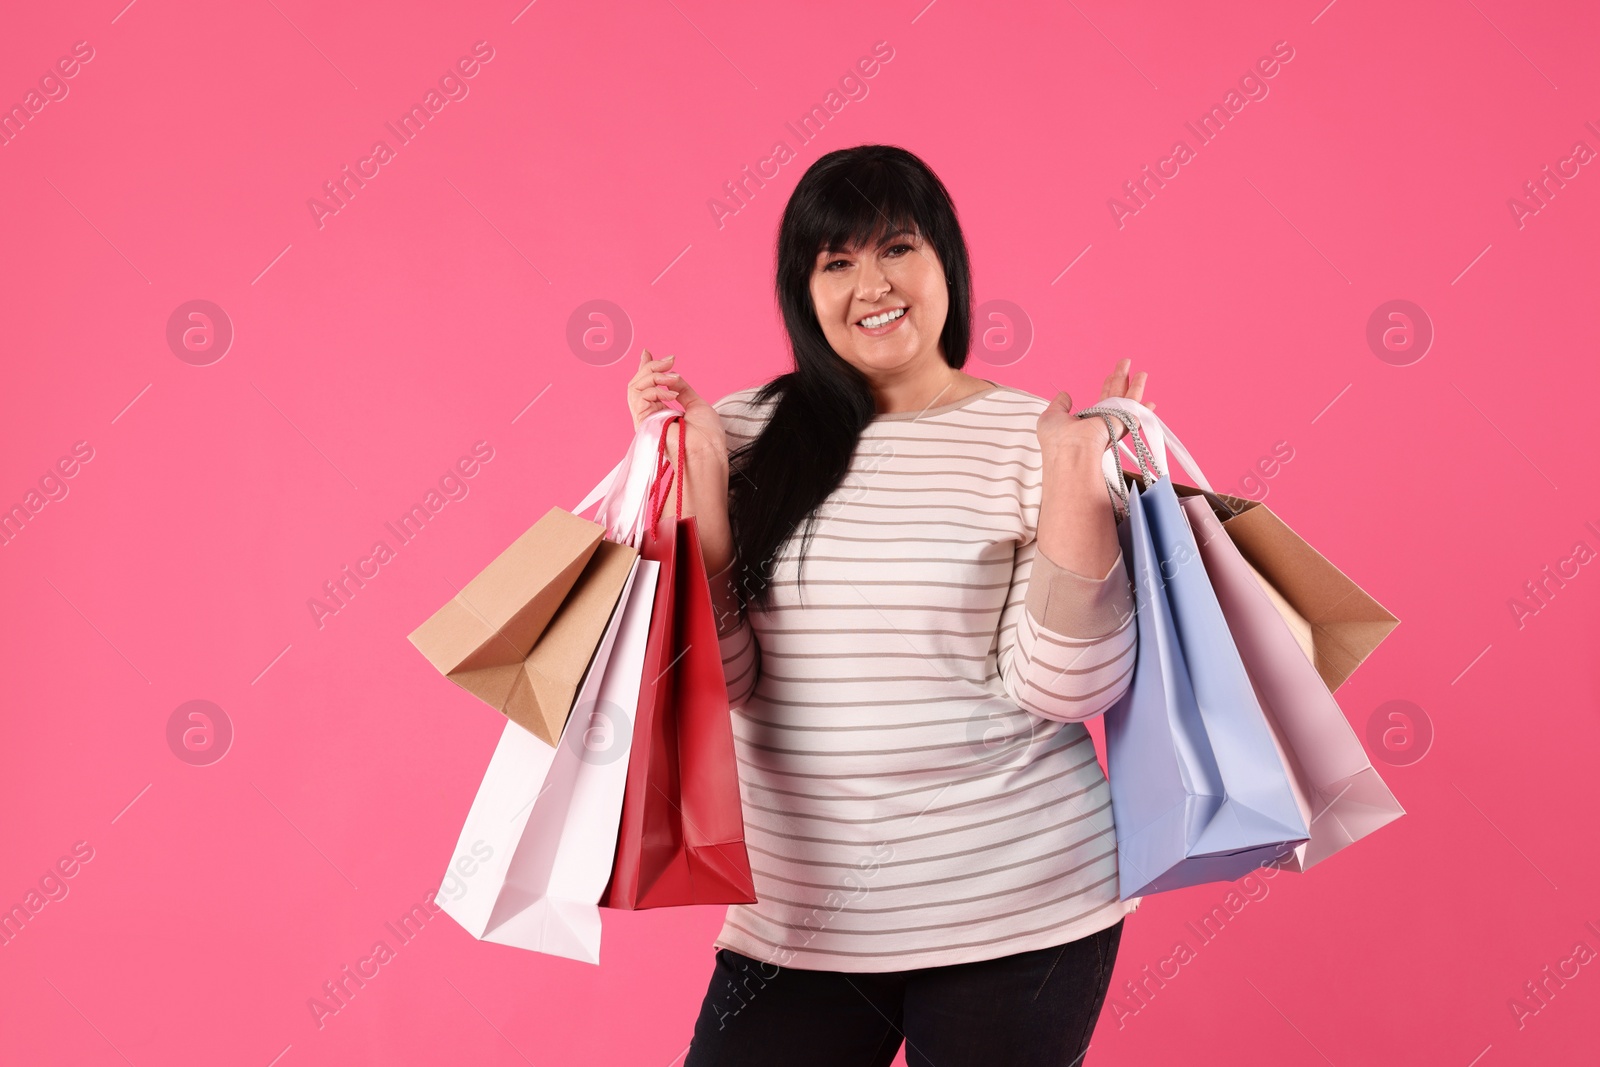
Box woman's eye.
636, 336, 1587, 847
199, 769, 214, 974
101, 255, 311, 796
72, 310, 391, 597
887, 243, 913, 256
824, 258, 850, 271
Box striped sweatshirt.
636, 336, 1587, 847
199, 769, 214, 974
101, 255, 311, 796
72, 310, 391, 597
708, 380, 1141, 972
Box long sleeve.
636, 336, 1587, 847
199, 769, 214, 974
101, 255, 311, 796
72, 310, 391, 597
996, 536, 1136, 722
710, 555, 761, 710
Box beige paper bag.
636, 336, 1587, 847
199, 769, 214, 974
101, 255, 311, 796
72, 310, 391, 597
408, 506, 638, 744
1172, 483, 1399, 692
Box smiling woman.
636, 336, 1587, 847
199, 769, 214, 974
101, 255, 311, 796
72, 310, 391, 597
810, 225, 959, 397
629, 144, 1152, 1067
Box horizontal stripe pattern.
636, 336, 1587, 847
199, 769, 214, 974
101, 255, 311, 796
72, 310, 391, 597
708, 382, 1138, 972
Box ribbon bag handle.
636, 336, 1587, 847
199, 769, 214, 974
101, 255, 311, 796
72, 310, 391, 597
1070, 406, 1162, 522
574, 407, 679, 548
1078, 396, 1210, 492
646, 414, 687, 537
1079, 396, 1240, 519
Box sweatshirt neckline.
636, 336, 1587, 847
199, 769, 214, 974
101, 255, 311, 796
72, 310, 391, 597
870, 380, 1000, 422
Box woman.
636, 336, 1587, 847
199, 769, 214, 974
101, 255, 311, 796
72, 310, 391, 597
627, 145, 1149, 1066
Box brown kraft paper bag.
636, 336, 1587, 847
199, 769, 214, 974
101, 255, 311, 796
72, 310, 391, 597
1170, 482, 1399, 693
408, 505, 637, 744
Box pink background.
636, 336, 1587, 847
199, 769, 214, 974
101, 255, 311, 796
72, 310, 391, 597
2, 1, 1597, 1064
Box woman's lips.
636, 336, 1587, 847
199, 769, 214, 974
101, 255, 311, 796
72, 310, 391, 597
855, 308, 908, 337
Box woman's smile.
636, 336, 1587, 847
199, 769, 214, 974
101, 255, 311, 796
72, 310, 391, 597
854, 305, 909, 336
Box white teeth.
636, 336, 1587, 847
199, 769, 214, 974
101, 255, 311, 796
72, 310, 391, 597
859, 308, 906, 328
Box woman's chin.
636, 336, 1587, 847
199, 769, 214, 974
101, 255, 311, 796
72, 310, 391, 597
849, 336, 924, 370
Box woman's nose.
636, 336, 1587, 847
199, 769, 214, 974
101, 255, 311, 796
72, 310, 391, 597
856, 266, 890, 301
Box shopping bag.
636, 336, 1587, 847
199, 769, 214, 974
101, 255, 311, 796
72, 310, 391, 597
1079, 399, 1311, 898
1171, 484, 1399, 694
1092, 396, 1403, 871
407, 507, 636, 745
601, 414, 757, 909
1178, 493, 1405, 871
1238, 551, 1318, 667
1100, 402, 1398, 695
434, 554, 659, 963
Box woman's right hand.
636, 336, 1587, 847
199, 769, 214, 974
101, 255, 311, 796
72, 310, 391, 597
628, 349, 727, 465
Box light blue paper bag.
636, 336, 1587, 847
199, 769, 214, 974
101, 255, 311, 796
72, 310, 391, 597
1088, 403, 1310, 898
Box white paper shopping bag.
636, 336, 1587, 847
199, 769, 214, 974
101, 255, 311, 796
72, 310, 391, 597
435, 556, 659, 963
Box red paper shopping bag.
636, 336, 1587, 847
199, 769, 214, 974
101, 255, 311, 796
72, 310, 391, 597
602, 416, 757, 909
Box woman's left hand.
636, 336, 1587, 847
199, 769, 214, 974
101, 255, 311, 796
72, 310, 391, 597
1036, 357, 1156, 458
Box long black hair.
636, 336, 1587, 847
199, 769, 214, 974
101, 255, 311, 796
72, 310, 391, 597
726, 144, 975, 613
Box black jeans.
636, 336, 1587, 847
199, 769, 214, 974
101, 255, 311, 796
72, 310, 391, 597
684, 918, 1124, 1067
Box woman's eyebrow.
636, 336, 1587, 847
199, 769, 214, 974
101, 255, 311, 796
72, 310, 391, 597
820, 229, 917, 255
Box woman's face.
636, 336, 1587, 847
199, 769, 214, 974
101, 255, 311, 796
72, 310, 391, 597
809, 227, 948, 377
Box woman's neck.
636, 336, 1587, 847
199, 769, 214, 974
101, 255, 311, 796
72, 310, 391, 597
869, 367, 988, 416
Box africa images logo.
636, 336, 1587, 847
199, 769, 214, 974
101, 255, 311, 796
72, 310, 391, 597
306, 42, 496, 229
